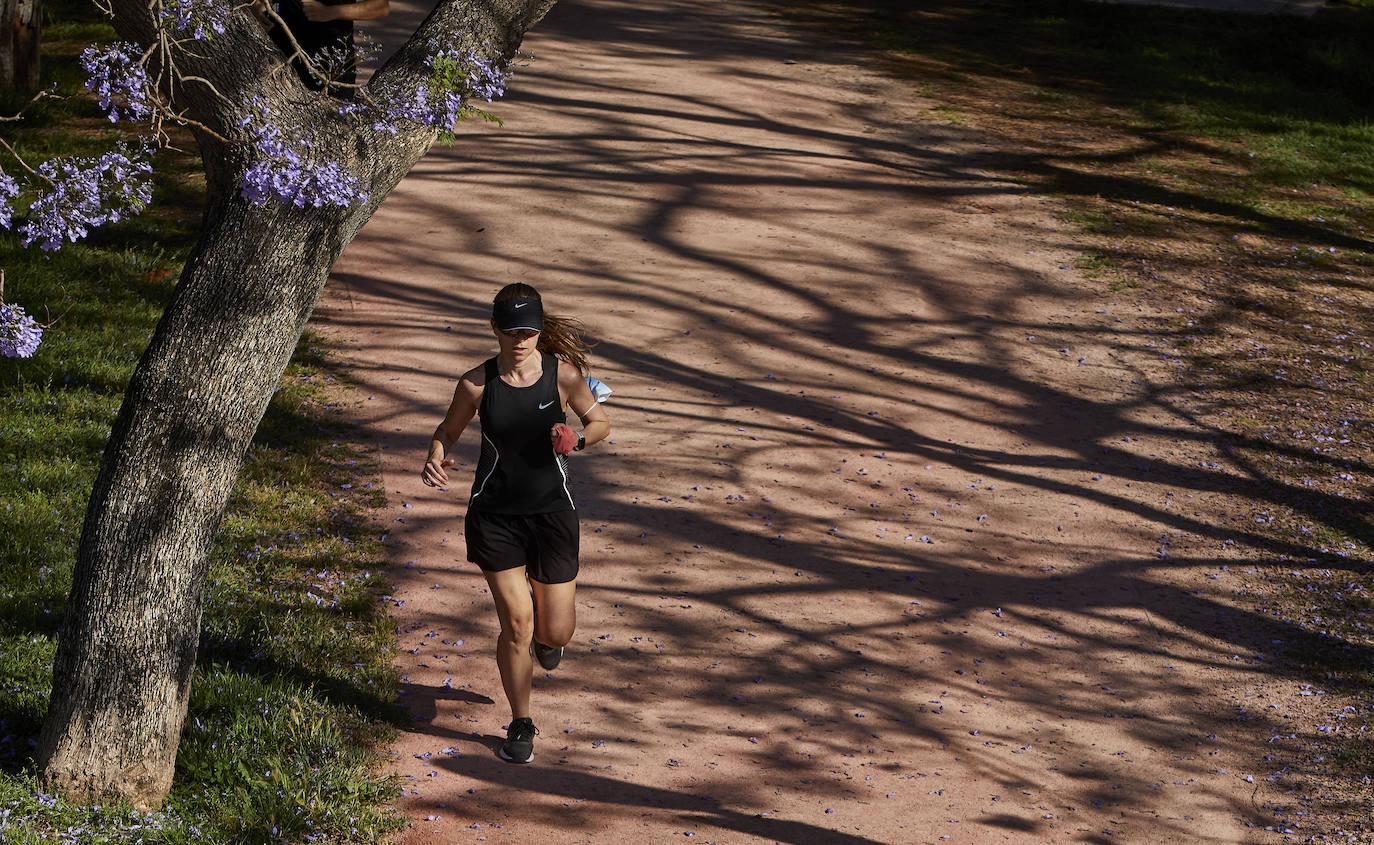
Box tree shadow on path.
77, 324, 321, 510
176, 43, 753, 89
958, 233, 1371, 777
325, 0, 1369, 840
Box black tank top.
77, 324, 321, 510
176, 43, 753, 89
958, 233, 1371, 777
470, 352, 574, 514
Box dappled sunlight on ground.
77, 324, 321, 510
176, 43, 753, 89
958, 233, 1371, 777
315, 0, 1358, 841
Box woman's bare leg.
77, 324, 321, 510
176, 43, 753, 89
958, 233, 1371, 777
483, 567, 536, 718
530, 578, 577, 649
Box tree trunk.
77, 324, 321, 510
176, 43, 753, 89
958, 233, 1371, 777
0, 0, 40, 92
35, 187, 368, 808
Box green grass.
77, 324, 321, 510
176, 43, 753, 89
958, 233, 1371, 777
1072, 248, 1117, 276
921, 104, 966, 124
0, 1, 404, 841
0, 255, 406, 843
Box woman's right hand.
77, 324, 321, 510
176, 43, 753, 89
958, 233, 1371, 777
422, 457, 454, 488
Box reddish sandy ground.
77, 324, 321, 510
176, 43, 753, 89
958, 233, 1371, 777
314, 0, 1318, 841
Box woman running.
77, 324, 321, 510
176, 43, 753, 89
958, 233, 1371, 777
420, 283, 610, 764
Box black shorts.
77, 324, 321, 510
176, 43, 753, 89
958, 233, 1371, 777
464, 508, 580, 584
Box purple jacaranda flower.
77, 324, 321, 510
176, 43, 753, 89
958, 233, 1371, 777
239, 107, 367, 208
20, 145, 153, 250
159, 0, 229, 40
0, 172, 18, 228
80, 42, 152, 123
0, 303, 43, 358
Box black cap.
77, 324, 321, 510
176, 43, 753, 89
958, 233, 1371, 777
492, 297, 543, 332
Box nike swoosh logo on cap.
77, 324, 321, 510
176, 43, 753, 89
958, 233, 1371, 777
514, 302, 527, 308
539, 400, 555, 409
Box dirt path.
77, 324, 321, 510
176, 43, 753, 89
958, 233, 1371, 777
314, 0, 1311, 841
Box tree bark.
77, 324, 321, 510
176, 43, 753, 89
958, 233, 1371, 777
34, 0, 557, 808
0, 0, 40, 92
35, 187, 369, 807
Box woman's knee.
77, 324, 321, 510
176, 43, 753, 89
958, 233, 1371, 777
535, 617, 575, 648
501, 607, 535, 646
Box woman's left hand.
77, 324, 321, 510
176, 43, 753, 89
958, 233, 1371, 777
551, 423, 577, 455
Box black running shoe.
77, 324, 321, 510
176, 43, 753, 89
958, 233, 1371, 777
499, 717, 537, 764
532, 640, 564, 671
